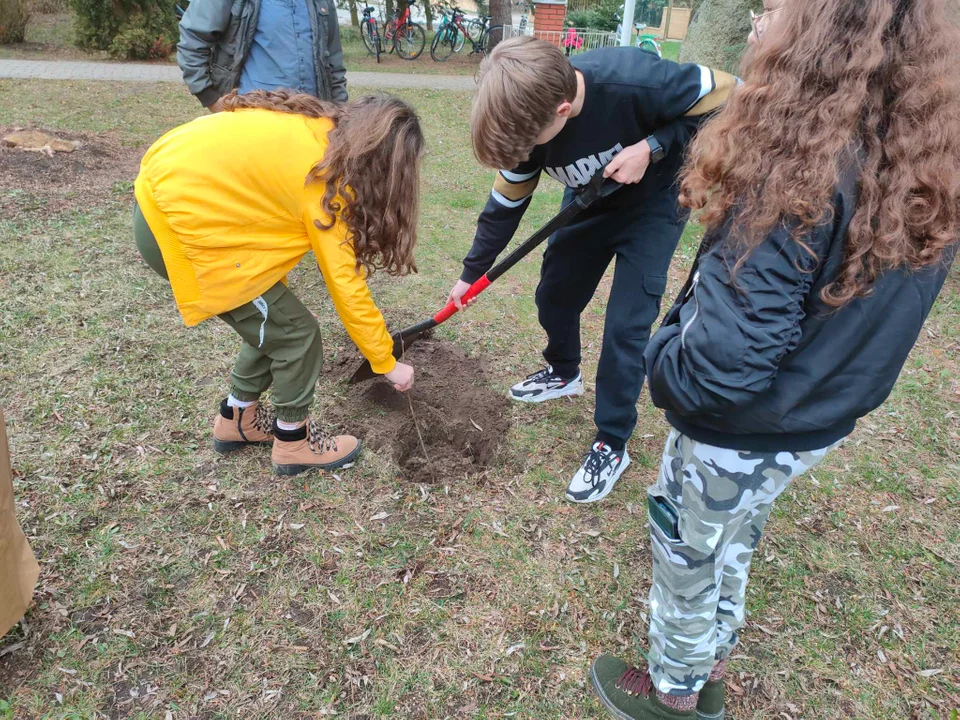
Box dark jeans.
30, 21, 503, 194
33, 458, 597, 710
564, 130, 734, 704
536, 197, 687, 450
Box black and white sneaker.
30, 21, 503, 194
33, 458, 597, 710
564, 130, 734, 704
565, 442, 631, 504
509, 366, 584, 403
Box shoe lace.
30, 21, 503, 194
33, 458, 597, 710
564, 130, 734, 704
253, 403, 274, 435
306, 419, 339, 455
615, 665, 653, 697
583, 445, 617, 486
527, 366, 555, 382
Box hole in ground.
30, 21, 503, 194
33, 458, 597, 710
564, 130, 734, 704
325, 339, 512, 482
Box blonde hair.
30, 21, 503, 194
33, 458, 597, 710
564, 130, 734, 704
471, 36, 577, 169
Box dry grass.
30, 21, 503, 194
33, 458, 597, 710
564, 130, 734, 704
0, 78, 957, 720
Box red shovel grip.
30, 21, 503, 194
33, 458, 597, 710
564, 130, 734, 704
433, 274, 492, 324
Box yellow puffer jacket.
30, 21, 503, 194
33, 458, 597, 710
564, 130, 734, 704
134, 109, 396, 375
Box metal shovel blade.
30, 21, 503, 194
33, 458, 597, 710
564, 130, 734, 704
348, 322, 434, 384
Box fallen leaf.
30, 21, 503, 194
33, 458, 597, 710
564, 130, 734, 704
916, 668, 943, 677
200, 631, 215, 648
343, 629, 371, 645
369, 512, 390, 521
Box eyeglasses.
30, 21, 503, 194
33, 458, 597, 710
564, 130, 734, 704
749, 7, 782, 40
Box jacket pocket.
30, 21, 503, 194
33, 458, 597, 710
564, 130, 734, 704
212, 0, 247, 77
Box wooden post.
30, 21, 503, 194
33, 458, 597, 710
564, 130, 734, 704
663, 0, 675, 39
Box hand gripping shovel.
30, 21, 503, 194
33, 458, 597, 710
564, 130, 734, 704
349, 172, 622, 384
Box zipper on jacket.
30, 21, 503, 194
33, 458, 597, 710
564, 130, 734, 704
680, 270, 701, 350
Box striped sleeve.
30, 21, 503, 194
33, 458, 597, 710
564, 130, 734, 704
461, 153, 544, 283
631, 54, 739, 128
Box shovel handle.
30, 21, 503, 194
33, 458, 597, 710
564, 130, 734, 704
433, 274, 492, 325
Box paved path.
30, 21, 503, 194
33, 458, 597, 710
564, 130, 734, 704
0, 59, 475, 91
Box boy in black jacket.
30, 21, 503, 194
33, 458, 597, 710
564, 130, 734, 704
448, 36, 736, 504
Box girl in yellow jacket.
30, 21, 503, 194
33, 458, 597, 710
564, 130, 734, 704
133, 90, 421, 475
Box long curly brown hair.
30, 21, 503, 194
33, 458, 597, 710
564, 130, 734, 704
680, 0, 960, 306
221, 90, 423, 276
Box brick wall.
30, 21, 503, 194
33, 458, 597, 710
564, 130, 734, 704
534, 0, 567, 44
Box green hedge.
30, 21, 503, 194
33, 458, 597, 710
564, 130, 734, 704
70, 0, 178, 58
0, 0, 30, 44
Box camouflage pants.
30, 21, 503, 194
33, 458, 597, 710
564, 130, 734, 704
647, 429, 834, 696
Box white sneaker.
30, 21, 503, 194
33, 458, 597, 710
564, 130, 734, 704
509, 366, 584, 403
566, 442, 630, 503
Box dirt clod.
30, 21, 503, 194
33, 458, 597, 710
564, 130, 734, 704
325, 339, 512, 482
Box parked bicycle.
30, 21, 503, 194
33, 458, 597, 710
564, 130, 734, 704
360, 5, 383, 62
381, 0, 427, 60
637, 29, 662, 57
435, 5, 466, 53
430, 7, 504, 62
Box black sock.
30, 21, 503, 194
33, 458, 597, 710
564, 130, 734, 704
273, 421, 307, 442
595, 433, 625, 452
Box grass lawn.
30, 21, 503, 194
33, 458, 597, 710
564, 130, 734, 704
0, 78, 958, 720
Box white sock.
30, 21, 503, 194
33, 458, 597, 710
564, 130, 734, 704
227, 395, 255, 409
277, 419, 305, 431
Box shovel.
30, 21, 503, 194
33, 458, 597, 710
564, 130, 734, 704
349, 172, 622, 384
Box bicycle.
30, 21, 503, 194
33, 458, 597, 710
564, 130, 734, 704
435, 5, 466, 52
360, 5, 383, 63
430, 7, 504, 62
381, 0, 427, 60
637, 31, 662, 57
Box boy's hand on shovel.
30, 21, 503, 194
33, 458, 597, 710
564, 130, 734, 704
385, 362, 415, 392
448, 279, 480, 310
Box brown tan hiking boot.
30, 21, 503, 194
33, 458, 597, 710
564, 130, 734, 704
272, 419, 362, 475
213, 399, 274, 453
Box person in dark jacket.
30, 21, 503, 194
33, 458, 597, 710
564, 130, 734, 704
177, 0, 347, 111
588, 0, 960, 719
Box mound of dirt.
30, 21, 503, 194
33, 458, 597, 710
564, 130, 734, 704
0, 127, 141, 214
325, 339, 512, 483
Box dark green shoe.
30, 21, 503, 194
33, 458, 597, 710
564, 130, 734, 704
696, 679, 725, 720
589, 655, 696, 720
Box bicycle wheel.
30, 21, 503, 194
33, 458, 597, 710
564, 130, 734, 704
430, 24, 457, 62
361, 19, 377, 55
482, 24, 505, 54
395, 21, 426, 60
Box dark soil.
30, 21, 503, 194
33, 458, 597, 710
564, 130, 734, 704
0, 127, 141, 214
325, 339, 513, 483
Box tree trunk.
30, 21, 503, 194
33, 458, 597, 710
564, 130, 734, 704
386, 0, 395, 22
679, 0, 761, 71
423, 0, 433, 31
347, 0, 359, 27
489, 0, 512, 44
